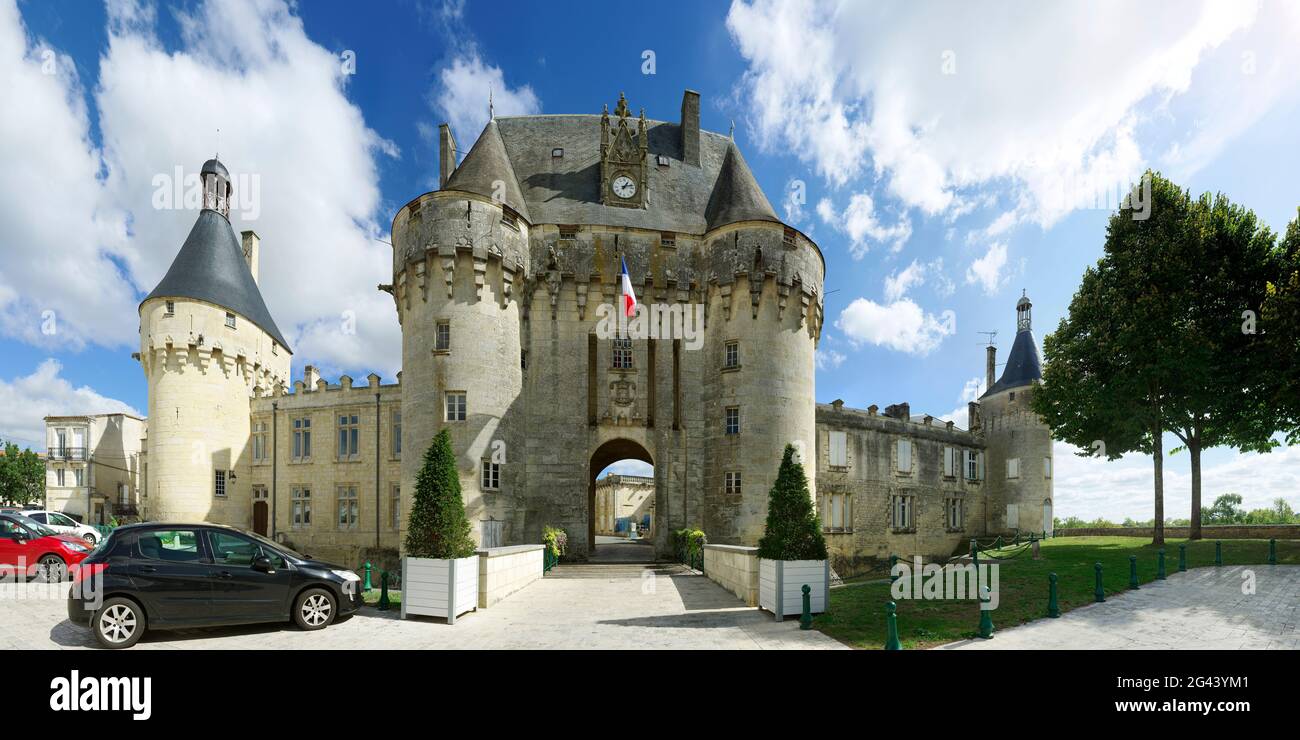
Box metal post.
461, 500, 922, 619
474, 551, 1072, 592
363, 561, 372, 591
378, 571, 390, 611
889, 554, 899, 583
1215, 540, 1222, 567
978, 585, 994, 639
799, 584, 813, 630
1047, 573, 1060, 618
885, 601, 902, 650
1268, 538, 1276, 566
1157, 549, 1166, 580
1094, 562, 1105, 602
1178, 543, 1187, 572
1128, 555, 1139, 589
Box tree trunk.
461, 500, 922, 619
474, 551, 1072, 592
1151, 421, 1165, 547
1188, 439, 1203, 540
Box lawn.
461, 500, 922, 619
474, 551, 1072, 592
361, 588, 402, 608
814, 536, 1298, 650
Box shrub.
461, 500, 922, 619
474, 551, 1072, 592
673, 528, 706, 559
542, 525, 568, 558
404, 429, 476, 559
756, 444, 828, 561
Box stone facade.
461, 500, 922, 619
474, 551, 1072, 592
594, 474, 655, 536
43, 413, 146, 524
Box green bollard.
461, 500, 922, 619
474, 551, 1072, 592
978, 586, 994, 639
1128, 555, 1139, 589
363, 561, 372, 591
1157, 549, 1166, 580
1215, 540, 1222, 567
799, 584, 813, 630
971, 540, 980, 596
889, 554, 899, 583
378, 571, 390, 611
885, 602, 903, 650
1047, 573, 1060, 618
1178, 543, 1187, 572
1094, 562, 1106, 603
1268, 539, 1276, 566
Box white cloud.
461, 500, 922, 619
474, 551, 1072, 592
816, 194, 911, 258
835, 297, 954, 355
939, 376, 985, 430
815, 347, 846, 370
782, 179, 808, 225
727, 0, 1300, 228
883, 257, 953, 301
965, 242, 1008, 296
0, 359, 139, 449
436, 53, 541, 143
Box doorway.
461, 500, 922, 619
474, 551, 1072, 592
253, 487, 269, 536
588, 438, 655, 563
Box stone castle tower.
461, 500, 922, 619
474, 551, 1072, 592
137, 157, 292, 523
978, 291, 1054, 534
388, 91, 824, 558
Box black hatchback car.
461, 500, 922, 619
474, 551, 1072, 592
67, 523, 362, 648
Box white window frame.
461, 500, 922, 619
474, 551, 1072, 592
612, 337, 633, 369
225, 312, 236, 329
214, 469, 226, 498
337, 412, 360, 461
891, 494, 912, 530
947, 497, 964, 531
390, 484, 401, 529
292, 487, 312, 528
292, 417, 311, 461
725, 406, 740, 435
481, 459, 501, 490
391, 409, 402, 458
724, 471, 741, 496
1044, 456, 1052, 479
445, 391, 467, 422
723, 341, 739, 369
337, 485, 359, 530
822, 492, 852, 533
435, 321, 450, 352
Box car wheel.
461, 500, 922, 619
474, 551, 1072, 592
34, 554, 67, 582
293, 588, 336, 630
82, 532, 97, 545
93, 597, 145, 649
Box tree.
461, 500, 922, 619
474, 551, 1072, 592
404, 429, 476, 559
756, 444, 827, 561
1201, 493, 1244, 525
0, 441, 45, 506
1262, 210, 1300, 444
1271, 497, 1296, 523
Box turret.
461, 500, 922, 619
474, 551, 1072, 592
138, 155, 291, 525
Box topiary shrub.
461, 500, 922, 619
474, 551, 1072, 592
756, 443, 828, 561
404, 429, 476, 559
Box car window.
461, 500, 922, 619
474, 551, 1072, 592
207, 531, 261, 567
28, 513, 47, 523
9, 515, 55, 537
0, 518, 26, 537
137, 530, 202, 563
50, 513, 77, 528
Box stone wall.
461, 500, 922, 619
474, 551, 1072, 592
477, 544, 545, 608
979, 385, 1054, 534
702, 543, 759, 606
1056, 525, 1300, 540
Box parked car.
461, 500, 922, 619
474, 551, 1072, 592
24, 510, 102, 544
67, 522, 363, 648
0, 513, 93, 581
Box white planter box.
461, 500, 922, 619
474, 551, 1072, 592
400, 555, 479, 624
759, 558, 829, 621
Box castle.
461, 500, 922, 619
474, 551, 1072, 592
119, 90, 1053, 575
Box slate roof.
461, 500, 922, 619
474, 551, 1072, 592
143, 209, 292, 352
447, 115, 779, 234
981, 329, 1042, 398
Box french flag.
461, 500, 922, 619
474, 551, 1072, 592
620, 256, 637, 318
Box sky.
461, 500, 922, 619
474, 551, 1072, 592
1, 0, 1298, 520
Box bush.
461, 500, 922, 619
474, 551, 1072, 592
673, 528, 706, 559
404, 429, 476, 559
542, 525, 568, 558
756, 444, 827, 561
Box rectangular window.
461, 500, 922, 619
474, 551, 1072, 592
445, 392, 467, 421
481, 460, 501, 490
252, 421, 268, 463
725, 406, 740, 435
390, 484, 401, 529
966, 450, 984, 481
823, 493, 851, 532
337, 413, 359, 460
391, 410, 402, 457
292, 417, 311, 460
829, 431, 848, 467
272, 342, 278, 356
1007, 458, 1021, 479
337, 485, 358, 529
897, 439, 913, 474
74, 467, 84, 487
56, 468, 65, 487
723, 341, 739, 369
724, 471, 741, 496
558, 225, 577, 240
660, 231, 676, 248
225, 312, 236, 329
165, 301, 175, 316
252, 485, 267, 501
214, 469, 226, 498
948, 498, 965, 530
891, 494, 911, 529
435, 321, 450, 351
139, 530, 201, 562
1044, 456, 1052, 479
945, 446, 962, 478
612, 338, 633, 369
292, 488, 312, 528
500, 206, 519, 231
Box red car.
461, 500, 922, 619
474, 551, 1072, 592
0, 512, 93, 581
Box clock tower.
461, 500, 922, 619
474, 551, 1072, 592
600, 92, 648, 209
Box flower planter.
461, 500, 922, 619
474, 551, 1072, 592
759, 558, 829, 621
400, 555, 479, 624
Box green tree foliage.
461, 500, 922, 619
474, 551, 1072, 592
404, 429, 476, 559
1262, 210, 1300, 444
1201, 493, 1244, 524
0, 441, 45, 506
756, 444, 827, 561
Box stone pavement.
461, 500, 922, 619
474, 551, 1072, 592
589, 534, 656, 563
943, 565, 1299, 650
0, 562, 845, 650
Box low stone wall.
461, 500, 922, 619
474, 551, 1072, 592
477, 544, 545, 608
703, 544, 759, 606
1056, 524, 1300, 540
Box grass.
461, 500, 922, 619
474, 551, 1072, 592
814, 536, 1298, 650
361, 588, 402, 607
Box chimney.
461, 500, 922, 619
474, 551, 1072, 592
241, 230, 260, 284
680, 90, 700, 166
303, 364, 320, 390
968, 401, 982, 430
439, 124, 458, 188
986, 345, 997, 391
884, 403, 910, 421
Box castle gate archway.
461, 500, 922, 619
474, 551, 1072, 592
589, 438, 654, 560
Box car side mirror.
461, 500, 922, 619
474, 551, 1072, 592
252, 555, 274, 573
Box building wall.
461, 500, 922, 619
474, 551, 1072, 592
594, 474, 655, 535
979, 385, 1054, 535
44, 414, 146, 524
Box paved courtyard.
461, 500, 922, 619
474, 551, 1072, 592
944, 565, 1300, 650
0, 562, 845, 650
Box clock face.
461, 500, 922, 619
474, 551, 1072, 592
612, 175, 637, 199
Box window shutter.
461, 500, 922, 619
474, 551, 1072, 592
943, 446, 954, 477
830, 431, 847, 466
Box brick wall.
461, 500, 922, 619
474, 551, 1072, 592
1056, 524, 1300, 539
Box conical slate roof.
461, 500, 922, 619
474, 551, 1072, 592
443, 120, 531, 221
704, 142, 780, 231
143, 209, 291, 352
982, 329, 1041, 398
